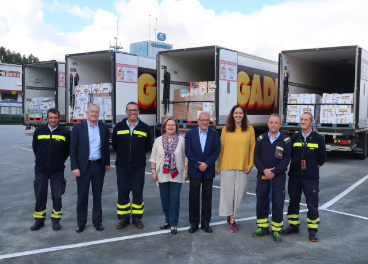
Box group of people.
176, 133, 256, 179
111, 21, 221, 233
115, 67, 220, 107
31, 102, 327, 243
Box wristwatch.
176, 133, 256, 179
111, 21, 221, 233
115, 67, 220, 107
185, 171, 188, 174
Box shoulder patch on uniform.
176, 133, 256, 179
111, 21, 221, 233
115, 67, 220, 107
284, 137, 291, 144
257, 135, 263, 141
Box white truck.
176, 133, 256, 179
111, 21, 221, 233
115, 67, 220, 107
279, 45, 368, 159
156, 45, 279, 136
65, 50, 157, 135
22, 60, 66, 128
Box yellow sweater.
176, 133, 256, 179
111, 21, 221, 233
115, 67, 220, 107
216, 126, 255, 172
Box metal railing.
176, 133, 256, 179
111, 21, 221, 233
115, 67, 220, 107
0, 106, 23, 125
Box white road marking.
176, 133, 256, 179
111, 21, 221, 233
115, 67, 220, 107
12, 145, 33, 152
320, 174, 368, 210
322, 208, 368, 221
0, 209, 309, 260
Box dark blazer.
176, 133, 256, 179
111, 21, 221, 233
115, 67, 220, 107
70, 121, 110, 175
185, 127, 221, 179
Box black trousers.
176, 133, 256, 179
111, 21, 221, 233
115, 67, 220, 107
34, 171, 65, 222
287, 176, 320, 233
256, 174, 286, 231
116, 166, 145, 221
189, 174, 213, 226
76, 161, 105, 226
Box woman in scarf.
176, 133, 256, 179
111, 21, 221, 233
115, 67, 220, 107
150, 117, 188, 234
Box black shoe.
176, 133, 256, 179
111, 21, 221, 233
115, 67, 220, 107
201, 225, 213, 233
309, 232, 318, 242
94, 223, 104, 231
272, 231, 282, 243
189, 225, 199, 233
117, 219, 130, 229
30, 220, 45, 231
132, 219, 144, 229
76, 225, 85, 233
281, 226, 299, 235
52, 221, 61, 231
252, 227, 270, 237
171, 228, 177, 234
160, 223, 170, 230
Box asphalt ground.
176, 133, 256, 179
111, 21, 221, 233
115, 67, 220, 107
1, 125, 368, 264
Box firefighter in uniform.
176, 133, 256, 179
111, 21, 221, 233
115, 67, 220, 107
252, 113, 291, 242
112, 101, 152, 229
31, 108, 70, 231
281, 112, 327, 242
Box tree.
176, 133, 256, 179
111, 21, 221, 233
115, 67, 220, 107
0, 46, 39, 65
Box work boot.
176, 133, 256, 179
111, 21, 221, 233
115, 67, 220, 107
132, 219, 144, 229
281, 226, 299, 235
309, 232, 318, 242
252, 227, 270, 237
52, 221, 61, 231
117, 219, 130, 229
30, 220, 45, 231
272, 231, 282, 243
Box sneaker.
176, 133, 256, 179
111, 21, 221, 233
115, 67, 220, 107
309, 232, 318, 242
117, 219, 130, 229
281, 226, 299, 235
132, 219, 144, 229
227, 216, 230, 225
30, 220, 45, 231
229, 221, 237, 233
272, 231, 282, 243
52, 221, 61, 231
252, 227, 270, 237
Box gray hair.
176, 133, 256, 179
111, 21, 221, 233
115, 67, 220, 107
87, 104, 100, 112
268, 113, 281, 123
301, 112, 314, 121
198, 111, 210, 120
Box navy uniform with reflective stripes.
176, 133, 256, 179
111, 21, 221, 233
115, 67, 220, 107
32, 123, 70, 222
254, 132, 291, 232
286, 130, 327, 233
112, 118, 152, 221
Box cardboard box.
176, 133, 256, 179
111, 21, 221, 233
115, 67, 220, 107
288, 94, 300, 104
92, 84, 102, 94
320, 105, 336, 115
345, 114, 354, 124
207, 81, 216, 89
341, 93, 353, 104
204, 92, 215, 101
322, 93, 342, 104
336, 114, 346, 124
336, 105, 352, 115
330, 114, 337, 124
319, 113, 330, 124
174, 111, 187, 120
190, 88, 198, 96
190, 82, 198, 89
74, 86, 82, 95
287, 105, 300, 112
186, 111, 198, 120
198, 82, 208, 94
299, 94, 321, 104
286, 111, 300, 123
101, 83, 112, 93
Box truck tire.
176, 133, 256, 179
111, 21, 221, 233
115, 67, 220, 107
355, 134, 367, 160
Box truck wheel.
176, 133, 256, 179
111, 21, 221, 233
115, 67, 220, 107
355, 135, 367, 160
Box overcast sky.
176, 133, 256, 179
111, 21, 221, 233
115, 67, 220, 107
1, 0, 367, 61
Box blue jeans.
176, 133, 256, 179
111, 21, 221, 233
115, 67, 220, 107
159, 182, 182, 227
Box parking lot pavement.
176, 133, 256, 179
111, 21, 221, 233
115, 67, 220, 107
1, 125, 368, 263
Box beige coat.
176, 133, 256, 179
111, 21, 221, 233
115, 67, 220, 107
149, 136, 188, 183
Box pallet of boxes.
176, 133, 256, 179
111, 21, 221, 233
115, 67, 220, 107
286, 93, 321, 125
173, 81, 215, 123
72, 83, 112, 122
319, 93, 353, 126
27, 97, 55, 121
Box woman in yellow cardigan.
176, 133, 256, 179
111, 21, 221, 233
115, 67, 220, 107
216, 104, 255, 233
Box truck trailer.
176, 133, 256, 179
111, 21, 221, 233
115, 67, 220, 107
279, 45, 368, 159
156, 45, 279, 136
65, 50, 157, 135
22, 60, 66, 128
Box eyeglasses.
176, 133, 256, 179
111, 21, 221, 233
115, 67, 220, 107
199, 119, 210, 122
127, 109, 139, 112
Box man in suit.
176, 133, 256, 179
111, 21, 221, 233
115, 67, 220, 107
185, 111, 221, 233
70, 104, 110, 233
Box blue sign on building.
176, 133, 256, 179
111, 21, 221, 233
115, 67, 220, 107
151, 43, 172, 49
157, 33, 166, 42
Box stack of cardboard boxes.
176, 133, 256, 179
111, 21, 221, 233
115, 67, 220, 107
27, 97, 55, 119
320, 93, 353, 124
73, 83, 112, 120
286, 94, 321, 123
173, 81, 215, 121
